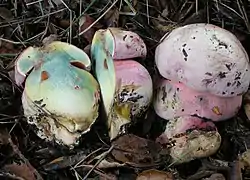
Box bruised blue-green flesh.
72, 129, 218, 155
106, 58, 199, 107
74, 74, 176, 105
17, 41, 92, 79
16, 47, 42, 77
24, 53, 99, 133
45, 41, 91, 70
91, 30, 116, 117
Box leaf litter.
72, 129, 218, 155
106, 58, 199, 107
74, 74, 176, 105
1, 0, 250, 179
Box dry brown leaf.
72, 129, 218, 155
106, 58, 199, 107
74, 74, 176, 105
59, 19, 72, 28
0, 129, 44, 180
103, 7, 119, 27
99, 173, 118, 180
0, 128, 10, 145
0, 7, 13, 20
79, 14, 103, 43
3, 163, 38, 180
136, 169, 174, 180
0, 41, 20, 54
111, 134, 163, 167
151, 18, 178, 35
83, 44, 91, 57
202, 173, 226, 180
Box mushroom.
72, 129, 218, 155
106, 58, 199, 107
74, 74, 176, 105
16, 27, 148, 147
154, 78, 242, 121
155, 23, 250, 97
91, 28, 150, 140
110, 60, 153, 140
156, 116, 221, 164
90, 28, 147, 119
109, 28, 147, 60
15, 41, 91, 87
243, 90, 250, 121
153, 23, 249, 164
15, 41, 100, 147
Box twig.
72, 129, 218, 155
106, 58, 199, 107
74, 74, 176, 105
73, 147, 103, 169
77, 0, 119, 37
119, 0, 137, 15
0, 38, 27, 45
0, 31, 44, 46
25, 0, 43, 6
96, 130, 110, 147
146, 0, 149, 24
61, 0, 97, 36
206, 0, 210, 23
0, 8, 66, 28
236, 0, 250, 32
41, 7, 51, 41
196, 0, 198, 15
59, 0, 73, 43
9, 119, 19, 134
82, 145, 114, 180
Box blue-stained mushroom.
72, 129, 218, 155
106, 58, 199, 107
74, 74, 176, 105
15, 41, 100, 147
91, 28, 151, 140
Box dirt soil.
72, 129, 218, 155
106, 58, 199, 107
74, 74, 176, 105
1, 0, 250, 179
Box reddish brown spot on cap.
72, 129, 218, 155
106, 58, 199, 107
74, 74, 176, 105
41, 71, 49, 81
103, 59, 108, 69
70, 61, 86, 70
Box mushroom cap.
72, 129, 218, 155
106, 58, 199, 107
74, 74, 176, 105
107, 60, 153, 140
114, 60, 153, 117
109, 28, 147, 60
15, 41, 91, 87
155, 23, 250, 97
153, 79, 242, 121
156, 116, 221, 164
16, 41, 99, 147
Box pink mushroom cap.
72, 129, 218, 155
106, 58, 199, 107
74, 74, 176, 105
153, 78, 242, 121
114, 60, 153, 117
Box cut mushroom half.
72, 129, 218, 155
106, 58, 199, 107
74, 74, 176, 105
15, 41, 92, 87
16, 41, 100, 147
91, 28, 148, 140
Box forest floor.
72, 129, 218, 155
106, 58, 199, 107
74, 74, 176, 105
1, 0, 250, 179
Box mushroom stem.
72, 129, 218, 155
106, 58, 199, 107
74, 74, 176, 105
156, 116, 221, 164
108, 102, 132, 140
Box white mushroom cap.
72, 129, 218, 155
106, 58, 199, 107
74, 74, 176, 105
155, 23, 250, 97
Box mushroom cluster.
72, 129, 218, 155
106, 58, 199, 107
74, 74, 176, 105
14, 23, 249, 165
153, 23, 250, 164
14, 28, 152, 147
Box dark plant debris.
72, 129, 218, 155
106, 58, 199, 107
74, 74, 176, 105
1, 0, 250, 179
